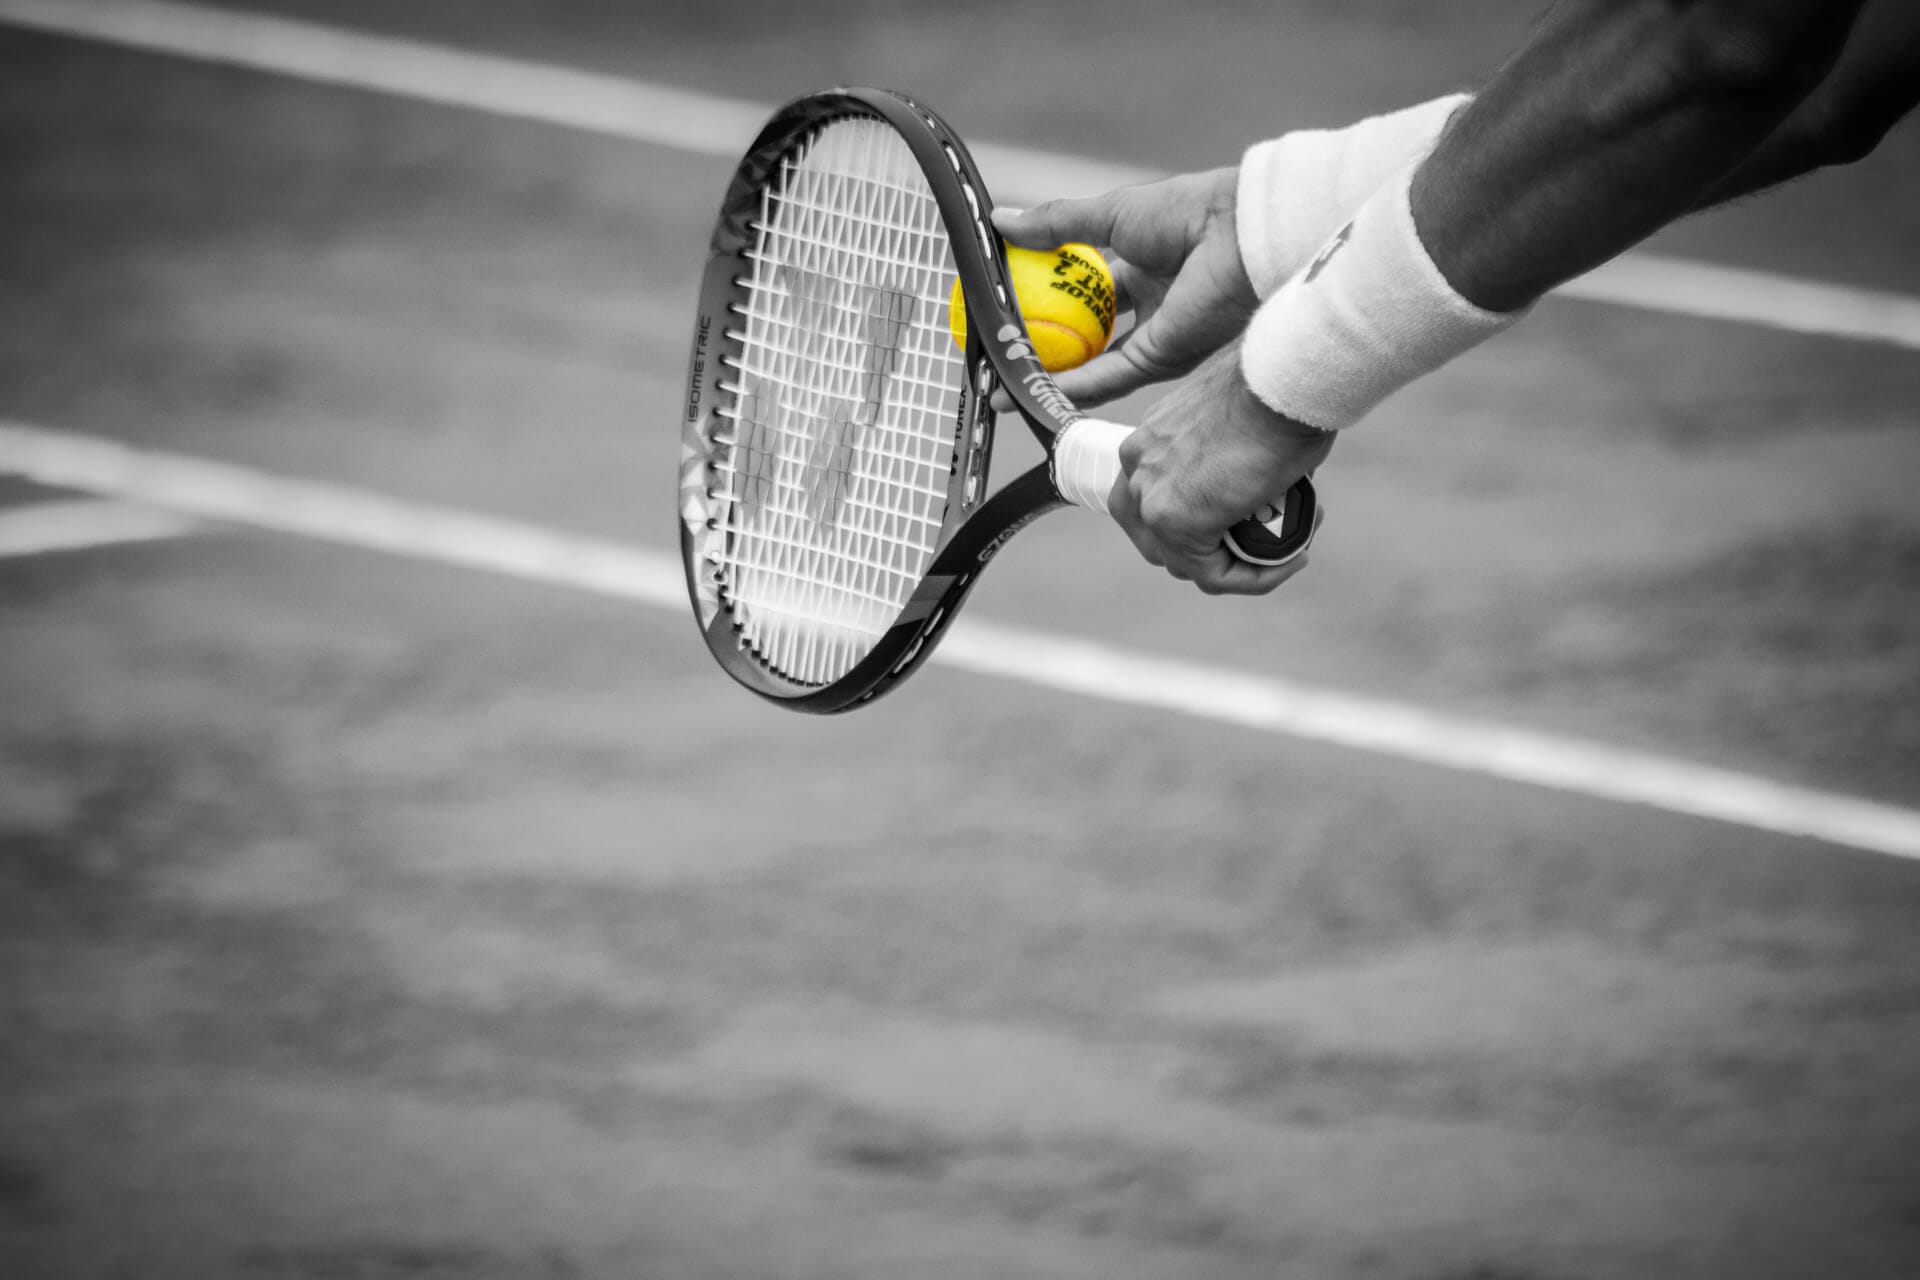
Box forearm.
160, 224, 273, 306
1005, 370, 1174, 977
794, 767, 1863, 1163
1694, 0, 1920, 206
1415, 0, 1870, 312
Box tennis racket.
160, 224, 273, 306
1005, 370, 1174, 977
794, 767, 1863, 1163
680, 88, 1316, 712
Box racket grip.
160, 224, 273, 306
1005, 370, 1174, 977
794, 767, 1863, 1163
1053, 418, 1314, 567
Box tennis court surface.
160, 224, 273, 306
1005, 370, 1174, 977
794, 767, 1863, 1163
3, 3, 1919, 1278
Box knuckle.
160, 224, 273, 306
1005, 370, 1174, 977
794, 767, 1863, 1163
1122, 526, 1164, 568
1135, 488, 1177, 530
1120, 333, 1181, 380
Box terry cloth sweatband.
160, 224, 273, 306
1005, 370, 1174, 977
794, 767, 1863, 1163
1236, 94, 1472, 299
1239, 165, 1527, 433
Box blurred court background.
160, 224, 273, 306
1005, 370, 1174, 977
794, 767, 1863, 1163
2, 2, 1918, 1277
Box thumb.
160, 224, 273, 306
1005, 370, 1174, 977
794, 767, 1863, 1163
988, 343, 1161, 413
1047, 309, 1198, 407
1045, 347, 1170, 409
992, 196, 1122, 251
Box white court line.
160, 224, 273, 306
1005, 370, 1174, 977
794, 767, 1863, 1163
4, 420, 1919, 864
5, 0, 1920, 351
0, 497, 200, 557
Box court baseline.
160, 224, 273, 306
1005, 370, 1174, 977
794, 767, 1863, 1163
4, 420, 1918, 863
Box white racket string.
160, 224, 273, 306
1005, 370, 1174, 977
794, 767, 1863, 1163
711, 118, 965, 685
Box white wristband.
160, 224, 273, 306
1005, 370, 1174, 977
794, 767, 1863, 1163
1236, 94, 1471, 300
1239, 166, 1526, 433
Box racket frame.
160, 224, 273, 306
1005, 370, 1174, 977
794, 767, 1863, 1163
681, 88, 1311, 713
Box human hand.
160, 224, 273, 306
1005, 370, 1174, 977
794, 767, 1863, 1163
1110, 340, 1333, 595
993, 167, 1257, 409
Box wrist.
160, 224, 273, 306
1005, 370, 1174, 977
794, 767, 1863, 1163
1228, 353, 1330, 445
1200, 165, 1262, 313
1239, 164, 1527, 433
1236, 93, 1473, 299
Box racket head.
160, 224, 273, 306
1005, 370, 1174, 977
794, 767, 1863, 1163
681, 89, 1044, 712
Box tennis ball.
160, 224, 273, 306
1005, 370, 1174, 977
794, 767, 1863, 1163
950, 242, 1116, 372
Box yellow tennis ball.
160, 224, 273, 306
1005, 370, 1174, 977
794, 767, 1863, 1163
949, 242, 1115, 373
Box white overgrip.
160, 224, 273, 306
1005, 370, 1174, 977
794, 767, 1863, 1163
1051, 417, 1131, 515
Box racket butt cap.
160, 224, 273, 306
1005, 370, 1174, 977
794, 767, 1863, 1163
1223, 485, 1315, 566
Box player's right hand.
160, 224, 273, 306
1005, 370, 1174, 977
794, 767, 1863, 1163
993, 167, 1257, 409
1111, 339, 1333, 596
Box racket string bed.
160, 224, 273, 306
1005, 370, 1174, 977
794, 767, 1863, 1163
684, 89, 1318, 710
713, 118, 966, 685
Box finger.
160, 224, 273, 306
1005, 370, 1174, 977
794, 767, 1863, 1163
1053, 265, 1254, 408
1140, 485, 1325, 589
1105, 465, 1172, 569
1106, 257, 1163, 322
1205, 507, 1326, 594
1183, 492, 1325, 588
1122, 515, 1172, 570
988, 362, 1144, 411
982, 255, 1147, 414
1047, 354, 1162, 408
992, 197, 1123, 252
1047, 332, 1193, 408
1112, 239, 1256, 375
1189, 550, 1312, 596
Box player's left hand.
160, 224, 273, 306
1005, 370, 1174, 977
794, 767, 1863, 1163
993, 167, 1256, 409
1110, 340, 1334, 595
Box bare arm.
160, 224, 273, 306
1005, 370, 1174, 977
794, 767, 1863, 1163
1416, 0, 1870, 312
1696, 0, 1920, 205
